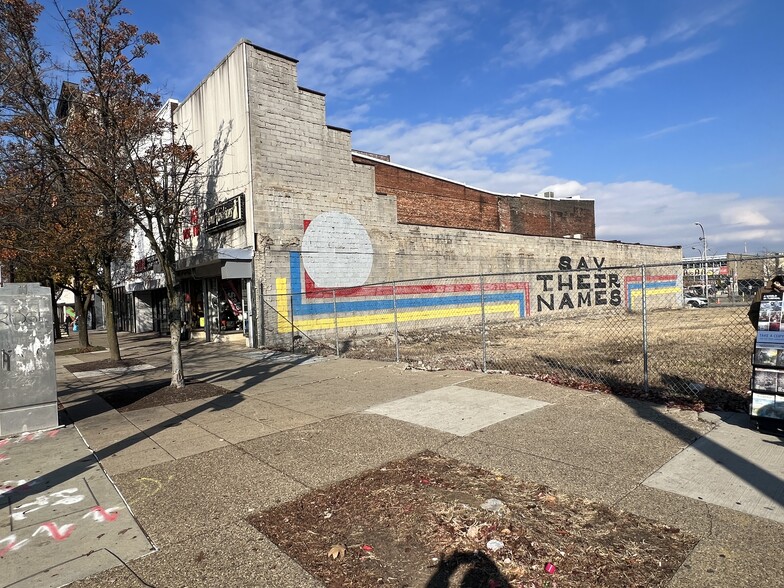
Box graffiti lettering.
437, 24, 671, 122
11, 488, 84, 521
83, 506, 120, 522
0, 535, 29, 558
32, 522, 75, 541
558, 256, 606, 271
0, 478, 40, 496
537, 256, 621, 312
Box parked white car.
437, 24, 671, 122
684, 295, 708, 308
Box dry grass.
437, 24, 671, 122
333, 306, 754, 412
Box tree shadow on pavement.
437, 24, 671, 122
536, 356, 783, 508
6, 348, 315, 508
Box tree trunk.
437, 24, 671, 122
73, 293, 90, 348
101, 259, 121, 360
103, 290, 121, 360
168, 288, 184, 388
47, 279, 61, 340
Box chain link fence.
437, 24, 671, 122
263, 256, 783, 411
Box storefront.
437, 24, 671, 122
176, 248, 255, 345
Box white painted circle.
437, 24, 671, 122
302, 212, 373, 288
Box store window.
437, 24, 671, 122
219, 278, 244, 332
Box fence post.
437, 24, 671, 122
640, 266, 649, 393
290, 294, 295, 353
333, 290, 339, 358
393, 282, 400, 362
480, 273, 487, 373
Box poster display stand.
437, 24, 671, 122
750, 291, 784, 434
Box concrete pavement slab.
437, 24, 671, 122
98, 445, 174, 476
68, 519, 324, 588
250, 380, 417, 419
365, 385, 550, 435
459, 372, 586, 402
187, 413, 279, 443
643, 411, 784, 524
70, 364, 157, 378
149, 430, 228, 460
462, 393, 712, 481
667, 504, 784, 588
0, 426, 154, 588
209, 396, 320, 431
112, 445, 308, 548
239, 413, 454, 488
439, 435, 640, 504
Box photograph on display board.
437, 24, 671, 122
770, 312, 782, 331
778, 350, 784, 367
758, 296, 784, 331
753, 369, 779, 392
751, 393, 776, 417
756, 394, 784, 420
754, 347, 779, 367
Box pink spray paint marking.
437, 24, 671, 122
33, 522, 75, 541
0, 535, 29, 558
83, 506, 120, 523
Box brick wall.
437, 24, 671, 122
353, 155, 595, 239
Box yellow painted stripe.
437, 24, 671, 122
629, 286, 681, 307
275, 278, 289, 323
274, 277, 520, 333
288, 303, 520, 333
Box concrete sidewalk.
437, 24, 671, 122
2, 332, 783, 587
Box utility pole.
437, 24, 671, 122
695, 222, 708, 298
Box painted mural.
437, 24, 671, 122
274, 213, 679, 334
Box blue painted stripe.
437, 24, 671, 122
288, 252, 526, 317
626, 280, 678, 291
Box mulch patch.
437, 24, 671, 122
66, 358, 147, 373
249, 452, 696, 588
98, 379, 234, 412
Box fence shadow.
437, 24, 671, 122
533, 356, 783, 507
530, 354, 748, 412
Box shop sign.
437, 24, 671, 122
134, 255, 156, 274
204, 194, 245, 233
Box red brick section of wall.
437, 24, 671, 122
353, 155, 595, 239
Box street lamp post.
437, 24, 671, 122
695, 222, 708, 299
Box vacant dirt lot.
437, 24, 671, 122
328, 305, 755, 412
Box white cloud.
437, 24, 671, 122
641, 117, 717, 139
299, 3, 462, 95
509, 77, 566, 102
354, 101, 576, 171
502, 15, 608, 66
719, 207, 770, 227
353, 110, 784, 254
569, 36, 648, 79
172, 0, 467, 97
588, 43, 718, 91
657, 1, 743, 43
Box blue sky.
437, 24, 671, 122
40, 0, 783, 256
